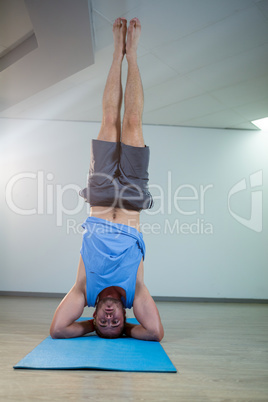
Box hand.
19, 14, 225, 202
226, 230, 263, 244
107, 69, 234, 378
124, 322, 136, 337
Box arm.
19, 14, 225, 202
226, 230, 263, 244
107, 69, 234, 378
124, 262, 164, 342
50, 284, 95, 339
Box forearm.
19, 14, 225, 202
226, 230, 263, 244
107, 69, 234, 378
51, 319, 95, 339
124, 323, 162, 342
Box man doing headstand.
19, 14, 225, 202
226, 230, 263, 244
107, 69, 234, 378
50, 18, 164, 341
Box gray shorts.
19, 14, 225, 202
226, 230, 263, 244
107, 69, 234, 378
79, 140, 154, 211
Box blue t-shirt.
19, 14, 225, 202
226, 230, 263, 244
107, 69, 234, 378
80, 217, 146, 308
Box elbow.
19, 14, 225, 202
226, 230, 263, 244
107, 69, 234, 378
50, 324, 64, 339
155, 328, 164, 342
151, 325, 164, 342
50, 328, 59, 339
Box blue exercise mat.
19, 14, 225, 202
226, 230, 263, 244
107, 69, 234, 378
14, 319, 177, 373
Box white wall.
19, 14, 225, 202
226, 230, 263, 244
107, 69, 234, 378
1, 118, 267, 299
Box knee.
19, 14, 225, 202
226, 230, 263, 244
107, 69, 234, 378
123, 114, 142, 130
122, 115, 144, 146
102, 110, 120, 128
99, 112, 120, 142
123, 114, 143, 138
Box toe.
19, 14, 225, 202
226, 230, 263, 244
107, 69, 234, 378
128, 18, 136, 31
114, 17, 121, 27
113, 19, 118, 29
130, 17, 141, 26
133, 17, 141, 28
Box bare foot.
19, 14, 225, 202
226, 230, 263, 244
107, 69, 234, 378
113, 18, 127, 60
126, 18, 141, 60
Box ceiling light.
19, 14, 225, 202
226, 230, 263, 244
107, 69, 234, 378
251, 117, 268, 131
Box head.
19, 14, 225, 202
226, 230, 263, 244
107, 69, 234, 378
93, 297, 126, 339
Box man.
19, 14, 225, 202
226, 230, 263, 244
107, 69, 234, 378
50, 18, 164, 341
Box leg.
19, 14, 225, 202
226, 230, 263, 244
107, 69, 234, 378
97, 18, 127, 142
121, 18, 145, 147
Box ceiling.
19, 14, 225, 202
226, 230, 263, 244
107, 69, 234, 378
1, 0, 268, 130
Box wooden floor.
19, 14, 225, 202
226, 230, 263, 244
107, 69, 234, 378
0, 296, 268, 401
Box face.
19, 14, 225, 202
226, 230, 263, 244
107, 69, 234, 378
94, 297, 126, 338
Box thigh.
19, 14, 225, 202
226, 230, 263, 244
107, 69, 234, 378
79, 140, 120, 206
89, 139, 120, 181
119, 142, 150, 180
117, 143, 153, 210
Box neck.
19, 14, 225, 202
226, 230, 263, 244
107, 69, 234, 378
98, 286, 122, 302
